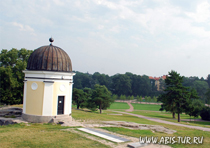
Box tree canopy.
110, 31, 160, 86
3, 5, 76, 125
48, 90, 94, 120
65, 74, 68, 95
0, 48, 33, 105
158, 70, 199, 122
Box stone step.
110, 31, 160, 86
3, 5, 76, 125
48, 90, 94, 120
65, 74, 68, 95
51, 115, 72, 124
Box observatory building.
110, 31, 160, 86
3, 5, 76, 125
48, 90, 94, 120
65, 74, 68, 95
22, 38, 75, 123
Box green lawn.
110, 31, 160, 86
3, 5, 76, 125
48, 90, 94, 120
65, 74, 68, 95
100, 126, 210, 148
131, 110, 192, 119
131, 103, 161, 111
72, 109, 210, 148
130, 110, 210, 128
108, 102, 130, 109
1, 109, 210, 148
0, 123, 110, 148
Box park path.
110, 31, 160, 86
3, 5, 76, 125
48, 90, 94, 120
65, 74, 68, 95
111, 110, 210, 132
125, 102, 134, 112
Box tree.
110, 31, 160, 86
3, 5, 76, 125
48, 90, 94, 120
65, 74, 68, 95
206, 74, 210, 88
112, 94, 118, 100
205, 89, 210, 106
153, 96, 157, 103
0, 48, 33, 105
200, 107, 210, 121
158, 70, 191, 122
120, 95, 124, 101
145, 96, 148, 103
192, 80, 209, 103
139, 96, 142, 103
186, 99, 204, 121
73, 88, 88, 109
148, 96, 151, 104
131, 95, 134, 100
111, 74, 132, 96
91, 84, 113, 114
92, 72, 111, 90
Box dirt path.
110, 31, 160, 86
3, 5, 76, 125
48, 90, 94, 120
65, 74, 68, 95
111, 110, 210, 132
125, 102, 134, 112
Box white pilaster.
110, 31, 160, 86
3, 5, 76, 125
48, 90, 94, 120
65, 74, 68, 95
23, 81, 27, 113
42, 82, 54, 116
69, 82, 73, 114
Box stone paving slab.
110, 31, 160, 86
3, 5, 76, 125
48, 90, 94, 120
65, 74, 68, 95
78, 128, 130, 143
127, 142, 148, 148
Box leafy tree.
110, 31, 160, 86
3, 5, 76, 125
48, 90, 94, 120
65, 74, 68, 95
91, 84, 113, 114
139, 96, 142, 103
192, 80, 209, 103
186, 99, 204, 121
112, 94, 118, 100
206, 74, 210, 88
153, 96, 157, 103
73, 88, 87, 109
0, 48, 33, 105
158, 70, 191, 122
148, 96, 151, 104
131, 95, 134, 100
140, 75, 152, 96
122, 95, 126, 101
205, 89, 210, 105
144, 96, 148, 103
200, 107, 210, 121
127, 96, 131, 100
92, 72, 111, 90
120, 95, 124, 101
111, 74, 132, 96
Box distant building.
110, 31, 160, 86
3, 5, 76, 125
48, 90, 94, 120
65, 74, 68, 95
22, 38, 75, 123
149, 75, 167, 91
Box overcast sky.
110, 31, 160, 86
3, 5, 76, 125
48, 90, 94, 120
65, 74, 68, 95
0, 0, 210, 78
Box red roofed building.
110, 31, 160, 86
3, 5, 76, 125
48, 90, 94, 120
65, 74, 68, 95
149, 75, 167, 91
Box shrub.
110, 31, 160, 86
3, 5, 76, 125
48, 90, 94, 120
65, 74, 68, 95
200, 107, 210, 121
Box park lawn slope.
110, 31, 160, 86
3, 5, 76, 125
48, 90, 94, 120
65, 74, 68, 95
131, 103, 161, 111
0, 123, 110, 148
73, 109, 210, 148
108, 102, 130, 109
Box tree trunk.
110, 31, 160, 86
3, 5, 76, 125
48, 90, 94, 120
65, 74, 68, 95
77, 104, 79, 110
172, 112, 175, 118
178, 113, 180, 122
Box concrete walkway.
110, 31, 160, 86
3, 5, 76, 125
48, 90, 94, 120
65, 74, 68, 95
112, 104, 210, 132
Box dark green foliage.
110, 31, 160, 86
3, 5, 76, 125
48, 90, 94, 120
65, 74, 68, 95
88, 84, 113, 113
111, 74, 132, 96
92, 72, 111, 90
112, 94, 118, 100
158, 70, 193, 122
206, 74, 210, 88
192, 80, 209, 102
0, 48, 33, 105
73, 71, 164, 97
73, 88, 88, 109
186, 99, 205, 120
206, 89, 210, 105
200, 107, 210, 121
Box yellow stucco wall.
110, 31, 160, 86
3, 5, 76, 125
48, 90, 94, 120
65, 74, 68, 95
26, 81, 44, 115
52, 82, 68, 115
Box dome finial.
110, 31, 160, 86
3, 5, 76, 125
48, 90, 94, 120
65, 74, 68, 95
49, 37, 54, 45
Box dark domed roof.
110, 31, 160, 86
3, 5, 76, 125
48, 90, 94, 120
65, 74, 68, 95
27, 39, 72, 72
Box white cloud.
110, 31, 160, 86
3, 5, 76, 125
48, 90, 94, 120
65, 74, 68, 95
186, 1, 210, 22
12, 22, 35, 35
53, 0, 65, 6
1, 0, 210, 77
